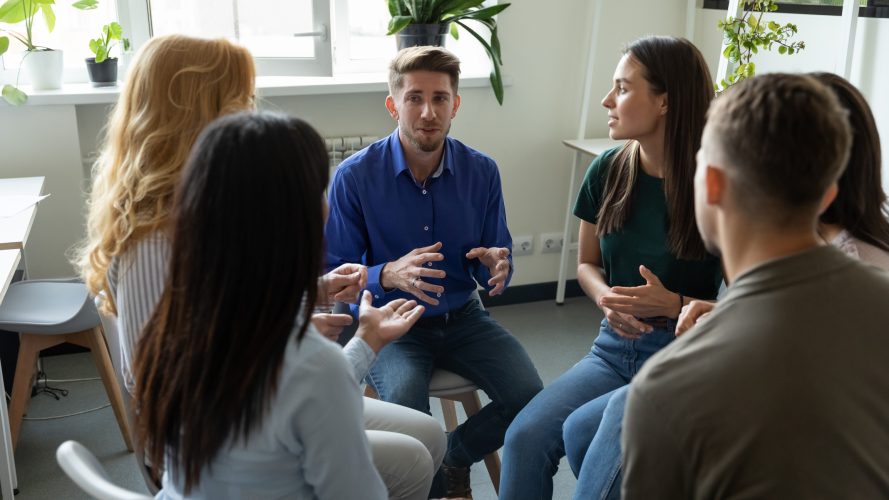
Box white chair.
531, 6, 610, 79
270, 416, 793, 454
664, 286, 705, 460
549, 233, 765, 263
56, 440, 151, 500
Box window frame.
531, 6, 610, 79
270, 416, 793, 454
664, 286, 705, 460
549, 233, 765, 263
702, 0, 889, 17
122, 0, 333, 76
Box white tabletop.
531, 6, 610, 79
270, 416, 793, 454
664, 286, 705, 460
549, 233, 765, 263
0, 249, 20, 303
562, 138, 625, 157
0, 177, 45, 251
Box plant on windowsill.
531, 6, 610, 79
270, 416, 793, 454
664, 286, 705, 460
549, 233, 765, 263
84, 21, 128, 87
386, 0, 511, 105
716, 0, 806, 92
0, 0, 99, 105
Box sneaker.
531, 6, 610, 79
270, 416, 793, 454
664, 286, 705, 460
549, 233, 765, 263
441, 463, 472, 499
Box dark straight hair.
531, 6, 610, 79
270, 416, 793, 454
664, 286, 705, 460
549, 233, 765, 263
133, 111, 330, 493
597, 36, 713, 260
813, 73, 889, 252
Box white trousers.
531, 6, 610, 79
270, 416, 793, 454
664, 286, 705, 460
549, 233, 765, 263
364, 397, 446, 500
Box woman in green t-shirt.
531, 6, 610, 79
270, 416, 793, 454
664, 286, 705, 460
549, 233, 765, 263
500, 36, 723, 500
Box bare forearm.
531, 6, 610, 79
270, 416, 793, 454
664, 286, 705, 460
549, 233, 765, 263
577, 262, 610, 309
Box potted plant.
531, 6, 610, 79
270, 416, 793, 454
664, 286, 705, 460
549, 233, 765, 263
0, 0, 98, 105
716, 0, 805, 92
386, 0, 511, 105
85, 21, 128, 86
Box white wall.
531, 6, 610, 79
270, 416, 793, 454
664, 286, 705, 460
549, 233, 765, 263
2, 0, 888, 286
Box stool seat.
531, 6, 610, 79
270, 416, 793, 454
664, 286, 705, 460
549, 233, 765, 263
429, 370, 477, 396
0, 281, 100, 335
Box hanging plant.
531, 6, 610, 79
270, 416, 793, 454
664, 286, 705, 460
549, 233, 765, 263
717, 0, 805, 92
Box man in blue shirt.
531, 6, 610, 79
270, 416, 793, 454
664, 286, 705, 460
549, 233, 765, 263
326, 46, 543, 498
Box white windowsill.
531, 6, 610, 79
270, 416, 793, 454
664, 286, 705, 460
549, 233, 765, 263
4, 72, 503, 107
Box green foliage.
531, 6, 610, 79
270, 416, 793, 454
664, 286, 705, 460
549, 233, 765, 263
385, 0, 511, 104
88, 20, 127, 63
0, 0, 98, 105
716, 0, 805, 92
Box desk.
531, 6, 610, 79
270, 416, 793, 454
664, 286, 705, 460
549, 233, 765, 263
0, 249, 21, 499
0, 177, 46, 252
556, 138, 624, 304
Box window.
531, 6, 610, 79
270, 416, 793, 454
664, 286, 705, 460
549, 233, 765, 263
703, 0, 889, 17
147, 0, 331, 75
1, 0, 502, 84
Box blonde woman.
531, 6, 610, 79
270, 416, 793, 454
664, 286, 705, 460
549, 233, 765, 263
76, 35, 444, 499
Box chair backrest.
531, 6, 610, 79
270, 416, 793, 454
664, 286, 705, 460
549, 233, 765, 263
56, 440, 152, 500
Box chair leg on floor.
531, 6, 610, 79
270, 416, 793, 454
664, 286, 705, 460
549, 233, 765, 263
85, 327, 134, 452
440, 399, 459, 433
459, 391, 501, 493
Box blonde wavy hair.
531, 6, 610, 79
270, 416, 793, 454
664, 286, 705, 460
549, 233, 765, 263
76, 35, 256, 313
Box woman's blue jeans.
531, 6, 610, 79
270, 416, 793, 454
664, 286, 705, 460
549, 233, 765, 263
499, 318, 675, 500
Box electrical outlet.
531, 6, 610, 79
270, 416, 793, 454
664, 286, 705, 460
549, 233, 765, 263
541, 232, 564, 254
513, 235, 533, 256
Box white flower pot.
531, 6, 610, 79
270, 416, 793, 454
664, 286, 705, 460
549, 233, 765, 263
24, 49, 64, 90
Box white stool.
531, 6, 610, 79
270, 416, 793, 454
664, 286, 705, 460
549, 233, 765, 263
366, 369, 502, 494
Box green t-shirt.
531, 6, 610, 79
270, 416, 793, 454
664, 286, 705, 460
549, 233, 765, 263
573, 147, 722, 300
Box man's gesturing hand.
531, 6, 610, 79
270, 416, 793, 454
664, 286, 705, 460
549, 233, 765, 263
380, 242, 447, 305
466, 246, 511, 296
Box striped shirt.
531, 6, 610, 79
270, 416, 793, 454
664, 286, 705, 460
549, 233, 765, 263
107, 231, 376, 394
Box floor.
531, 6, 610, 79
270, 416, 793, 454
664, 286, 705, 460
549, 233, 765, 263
9, 296, 600, 500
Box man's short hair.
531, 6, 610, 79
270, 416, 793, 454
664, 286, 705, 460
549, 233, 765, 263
388, 46, 461, 96
704, 73, 852, 215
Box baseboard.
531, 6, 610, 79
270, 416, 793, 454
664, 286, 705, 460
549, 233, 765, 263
481, 279, 586, 308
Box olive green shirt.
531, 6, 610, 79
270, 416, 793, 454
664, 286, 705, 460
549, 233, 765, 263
573, 147, 722, 299
623, 246, 889, 499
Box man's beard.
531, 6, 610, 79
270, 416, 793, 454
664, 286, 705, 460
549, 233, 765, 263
402, 122, 450, 153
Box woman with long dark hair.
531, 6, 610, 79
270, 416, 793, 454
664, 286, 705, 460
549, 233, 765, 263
500, 36, 723, 499
814, 72, 889, 266
133, 112, 425, 498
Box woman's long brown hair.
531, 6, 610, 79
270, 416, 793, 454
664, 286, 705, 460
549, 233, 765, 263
814, 73, 889, 252
597, 36, 713, 261
133, 112, 330, 493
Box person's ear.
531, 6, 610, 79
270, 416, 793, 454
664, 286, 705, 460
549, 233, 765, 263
451, 94, 461, 118
705, 165, 726, 205
818, 182, 839, 215
658, 93, 668, 116
385, 95, 398, 120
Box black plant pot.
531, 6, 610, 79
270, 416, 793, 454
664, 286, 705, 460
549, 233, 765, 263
85, 57, 118, 87
396, 23, 449, 50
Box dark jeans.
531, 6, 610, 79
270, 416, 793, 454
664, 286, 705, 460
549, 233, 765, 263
366, 297, 543, 471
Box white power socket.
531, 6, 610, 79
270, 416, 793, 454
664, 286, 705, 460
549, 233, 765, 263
541, 232, 564, 253
513, 235, 533, 256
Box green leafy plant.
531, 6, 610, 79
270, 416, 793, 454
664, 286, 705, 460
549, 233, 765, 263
88, 20, 128, 62
386, 0, 511, 104
0, 0, 98, 104
717, 0, 805, 92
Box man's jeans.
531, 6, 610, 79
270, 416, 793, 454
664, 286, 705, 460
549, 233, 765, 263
499, 318, 675, 500
367, 296, 543, 469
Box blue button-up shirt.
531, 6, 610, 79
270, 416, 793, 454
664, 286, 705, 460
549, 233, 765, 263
325, 129, 513, 317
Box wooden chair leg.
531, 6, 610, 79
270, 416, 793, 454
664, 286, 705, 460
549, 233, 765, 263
83, 327, 134, 452
8, 335, 41, 451
8, 333, 67, 450
439, 398, 459, 433
364, 384, 379, 399
459, 390, 501, 494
